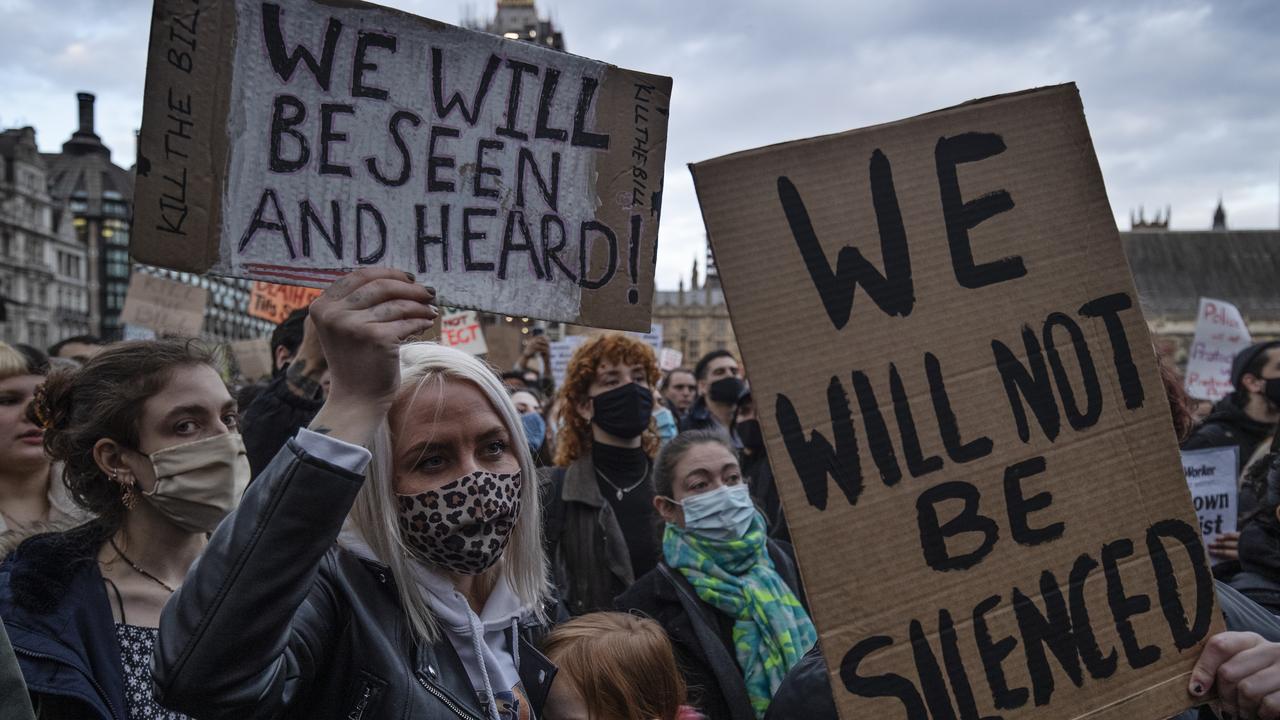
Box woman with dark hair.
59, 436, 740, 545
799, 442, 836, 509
617, 429, 814, 720
0, 340, 247, 719
0, 342, 84, 551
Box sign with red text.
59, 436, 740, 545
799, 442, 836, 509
439, 310, 487, 356
693, 85, 1218, 720
248, 281, 322, 325
133, 0, 670, 331
120, 273, 208, 337
1184, 298, 1252, 401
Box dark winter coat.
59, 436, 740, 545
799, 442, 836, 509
740, 449, 789, 543
153, 439, 557, 720
0, 523, 127, 720
1234, 515, 1280, 614
543, 456, 645, 616
240, 372, 323, 478
1183, 397, 1276, 477
616, 541, 804, 720
762, 582, 1280, 720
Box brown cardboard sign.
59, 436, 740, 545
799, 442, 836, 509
230, 337, 273, 380
133, 0, 670, 332
691, 85, 1219, 720
120, 272, 208, 337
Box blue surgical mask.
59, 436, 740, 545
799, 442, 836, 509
677, 484, 755, 540
520, 411, 546, 454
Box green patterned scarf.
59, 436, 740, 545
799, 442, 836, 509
663, 512, 817, 718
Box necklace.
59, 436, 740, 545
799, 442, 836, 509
108, 538, 177, 594
595, 461, 650, 501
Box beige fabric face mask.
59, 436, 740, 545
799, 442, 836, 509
142, 432, 250, 534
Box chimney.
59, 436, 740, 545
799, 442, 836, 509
76, 92, 97, 136
62, 91, 108, 157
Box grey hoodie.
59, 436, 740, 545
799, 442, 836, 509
339, 528, 531, 720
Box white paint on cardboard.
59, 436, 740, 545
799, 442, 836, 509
221, 0, 615, 321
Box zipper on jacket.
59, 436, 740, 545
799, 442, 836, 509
416, 672, 484, 720
347, 681, 375, 720
13, 645, 123, 720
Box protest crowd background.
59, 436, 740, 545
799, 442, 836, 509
0, 1, 1279, 720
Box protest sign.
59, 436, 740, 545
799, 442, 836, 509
1181, 446, 1238, 563
692, 84, 1218, 720
634, 323, 663, 356
248, 281, 323, 325
133, 0, 670, 331
123, 324, 158, 341
439, 310, 488, 356
230, 337, 274, 380
549, 335, 587, 386
1184, 298, 1252, 401
120, 273, 208, 337
659, 347, 683, 372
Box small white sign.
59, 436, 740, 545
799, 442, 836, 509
1181, 445, 1239, 561
1184, 298, 1252, 401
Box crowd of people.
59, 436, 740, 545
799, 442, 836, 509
0, 269, 1278, 719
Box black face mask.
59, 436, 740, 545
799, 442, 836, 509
591, 383, 654, 439
709, 376, 745, 405
735, 419, 764, 451
1266, 377, 1280, 406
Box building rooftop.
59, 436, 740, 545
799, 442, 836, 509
1122, 229, 1280, 320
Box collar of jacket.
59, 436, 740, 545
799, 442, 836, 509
562, 454, 607, 508
0, 524, 127, 720
350, 551, 558, 719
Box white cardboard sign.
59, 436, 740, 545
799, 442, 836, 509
1184, 298, 1252, 401
1181, 446, 1239, 560
439, 310, 488, 356
134, 0, 671, 331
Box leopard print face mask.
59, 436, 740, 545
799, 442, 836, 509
396, 470, 522, 575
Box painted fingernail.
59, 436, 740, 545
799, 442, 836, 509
1190, 682, 1204, 696
404, 272, 415, 282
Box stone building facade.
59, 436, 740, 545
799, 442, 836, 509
0, 126, 92, 348
652, 253, 740, 369
42, 93, 273, 342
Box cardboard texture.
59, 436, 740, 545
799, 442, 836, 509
248, 281, 323, 324
120, 273, 209, 337
230, 337, 273, 380
439, 310, 488, 356
691, 84, 1220, 720
1184, 298, 1252, 401
134, 0, 670, 331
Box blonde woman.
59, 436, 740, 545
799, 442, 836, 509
0, 342, 82, 551
154, 269, 556, 720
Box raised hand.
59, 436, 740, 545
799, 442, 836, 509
306, 269, 438, 446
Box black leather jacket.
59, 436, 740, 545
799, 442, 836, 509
153, 439, 557, 720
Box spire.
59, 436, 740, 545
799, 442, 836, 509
1213, 197, 1227, 230
691, 257, 700, 290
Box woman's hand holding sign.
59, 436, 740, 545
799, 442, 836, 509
1191, 632, 1280, 719
307, 269, 438, 447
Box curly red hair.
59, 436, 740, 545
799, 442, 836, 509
554, 333, 660, 466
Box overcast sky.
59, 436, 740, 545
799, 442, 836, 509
2, 0, 1276, 290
